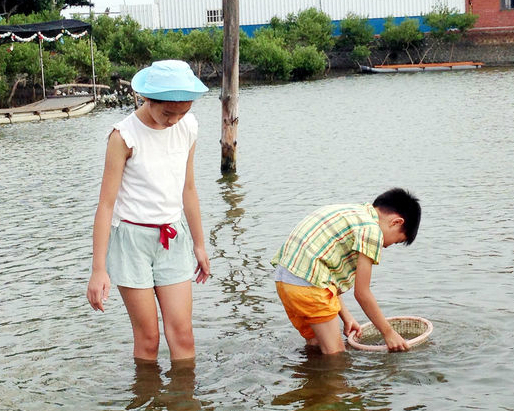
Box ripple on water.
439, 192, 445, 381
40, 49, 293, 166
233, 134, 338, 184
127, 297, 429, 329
1, 69, 514, 410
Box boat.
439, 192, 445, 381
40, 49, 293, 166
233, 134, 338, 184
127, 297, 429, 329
360, 61, 484, 73
0, 96, 96, 125
0, 19, 99, 124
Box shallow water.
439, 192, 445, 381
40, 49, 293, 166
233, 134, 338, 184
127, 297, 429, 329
1, 67, 513, 410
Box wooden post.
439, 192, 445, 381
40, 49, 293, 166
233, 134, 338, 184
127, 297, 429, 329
221, 0, 239, 173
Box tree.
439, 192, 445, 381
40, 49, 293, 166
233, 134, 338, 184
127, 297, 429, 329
291, 45, 327, 80
269, 8, 334, 52
423, 5, 478, 62
182, 27, 223, 77
0, 0, 91, 20
380, 18, 423, 64
247, 33, 292, 80
107, 17, 155, 68
338, 13, 374, 49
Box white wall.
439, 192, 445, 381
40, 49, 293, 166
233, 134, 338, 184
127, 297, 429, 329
121, 0, 466, 30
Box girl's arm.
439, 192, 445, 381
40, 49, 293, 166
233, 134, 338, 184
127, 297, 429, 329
87, 130, 130, 311
182, 142, 210, 284
353, 253, 409, 351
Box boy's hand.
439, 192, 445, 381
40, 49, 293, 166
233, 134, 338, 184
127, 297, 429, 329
344, 319, 362, 338
384, 329, 410, 352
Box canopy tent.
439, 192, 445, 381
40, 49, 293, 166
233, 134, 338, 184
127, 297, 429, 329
0, 19, 96, 101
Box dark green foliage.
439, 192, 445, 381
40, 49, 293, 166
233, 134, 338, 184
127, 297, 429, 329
268, 8, 334, 51
247, 34, 292, 80
0, 0, 91, 20
291, 45, 327, 80
381, 18, 423, 52
350, 45, 371, 64
424, 5, 478, 41
107, 17, 155, 68
338, 13, 375, 49
152, 30, 185, 61
58, 38, 111, 83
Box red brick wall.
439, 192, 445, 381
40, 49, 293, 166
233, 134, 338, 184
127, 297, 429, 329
466, 0, 514, 29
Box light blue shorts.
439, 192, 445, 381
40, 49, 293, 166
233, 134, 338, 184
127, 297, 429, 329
106, 219, 195, 288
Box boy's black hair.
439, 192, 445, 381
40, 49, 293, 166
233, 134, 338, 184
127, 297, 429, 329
373, 188, 421, 245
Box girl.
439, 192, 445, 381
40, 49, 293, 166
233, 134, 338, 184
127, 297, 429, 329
87, 60, 210, 361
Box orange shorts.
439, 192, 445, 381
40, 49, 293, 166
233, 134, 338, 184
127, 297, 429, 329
275, 281, 341, 340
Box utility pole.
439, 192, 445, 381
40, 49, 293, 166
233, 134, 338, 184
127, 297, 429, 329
220, 0, 239, 173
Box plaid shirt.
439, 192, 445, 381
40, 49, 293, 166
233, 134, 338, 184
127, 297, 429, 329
271, 203, 383, 292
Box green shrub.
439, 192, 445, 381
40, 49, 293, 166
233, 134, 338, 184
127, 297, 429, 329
339, 13, 375, 49
112, 64, 138, 81
182, 27, 222, 75
291, 45, 326, 80
350, 45, 371, 64
44, 53, 77, 86
152, 30, 186, 61
107, 17, 155, 67
59, 39, 111, 83
247, 35, 292, 80
424, 5, 478, 41
268, 8, 334, 52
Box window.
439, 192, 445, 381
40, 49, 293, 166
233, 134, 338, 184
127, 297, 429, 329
503, 0, 514, 9
207, 9, 223, 23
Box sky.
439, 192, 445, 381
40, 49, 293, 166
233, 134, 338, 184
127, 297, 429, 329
63, 0, 152, 18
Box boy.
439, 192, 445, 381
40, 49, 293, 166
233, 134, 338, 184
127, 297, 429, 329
271, 188, 421, 354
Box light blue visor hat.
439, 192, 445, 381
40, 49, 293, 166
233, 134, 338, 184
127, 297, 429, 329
131, 60, 208, 101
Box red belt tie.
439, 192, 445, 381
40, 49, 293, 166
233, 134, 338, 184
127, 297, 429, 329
121, 220, 177, 250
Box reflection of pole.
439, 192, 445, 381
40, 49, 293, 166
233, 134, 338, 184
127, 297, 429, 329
221, 0, 239, 174
38, 37, 46, 99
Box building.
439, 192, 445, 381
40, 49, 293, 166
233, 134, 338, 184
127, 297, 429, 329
120, 0, 467, 34
467, 0, 514, 30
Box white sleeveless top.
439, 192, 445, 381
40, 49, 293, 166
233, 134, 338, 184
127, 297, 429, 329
111, 111, 198, 226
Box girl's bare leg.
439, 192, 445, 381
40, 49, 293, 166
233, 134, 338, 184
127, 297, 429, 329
155, 280, 195, 360
118, 286, 160, 360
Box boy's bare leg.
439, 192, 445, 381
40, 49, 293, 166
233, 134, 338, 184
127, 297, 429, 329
309, 316, 345, 354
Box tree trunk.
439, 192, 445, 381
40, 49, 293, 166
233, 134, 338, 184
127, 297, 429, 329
220, 0, 239, 173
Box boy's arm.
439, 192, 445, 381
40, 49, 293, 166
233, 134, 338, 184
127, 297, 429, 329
338, 295, 362, 338
353, 253, 410, 351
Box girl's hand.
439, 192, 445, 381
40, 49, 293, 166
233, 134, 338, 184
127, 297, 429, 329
193, 246, 210, 284
384, 329, 410, 352
87, 270, 111, 312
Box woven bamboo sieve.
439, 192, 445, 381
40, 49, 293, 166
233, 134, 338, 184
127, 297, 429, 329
347, 316, 433, 352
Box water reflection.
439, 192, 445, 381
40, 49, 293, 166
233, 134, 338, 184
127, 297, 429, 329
272, 349, 365, 411
127, 359, 201, 411
210, 172, 246, 254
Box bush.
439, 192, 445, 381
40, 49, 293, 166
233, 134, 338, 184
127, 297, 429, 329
339, 13, 374, 49
424, 5, 478, 41
44, 53, 78, 86
107, 17, 155, 67
112, 64, 138, 81
350, 45, 371, 65
268, 8, 334, 52
182, 27, 223, 76
59, 39, 111, 83
380, 17, 423, 63
291, 45, 326, 80
292, 7, 334, 51
152, 30, 185, 61
247, 34, 292, 80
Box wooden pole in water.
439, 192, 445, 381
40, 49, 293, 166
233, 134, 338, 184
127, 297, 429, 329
221, 0, 239, 173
